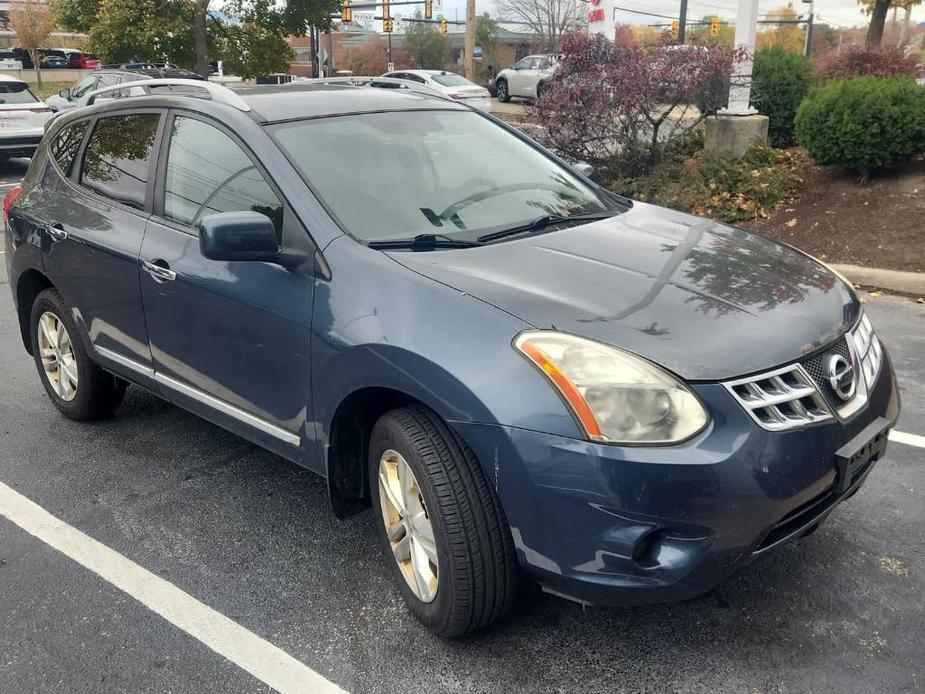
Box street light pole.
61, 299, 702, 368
725, 0, 759, 115
678, 0, 688, 44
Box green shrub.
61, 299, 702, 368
751, 47, 812, 148
795, 76, 925, 179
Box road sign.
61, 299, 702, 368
424, 0, 432, 20
473, 45, 483, 61
710, 16, 721, 37
439, 17, 448, 35
671, 19, 679, 39
387, 62, 395, 71
382, 0, 390, 19
340, 0, 352, 22
383, 17, 394, 32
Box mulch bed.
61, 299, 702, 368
743, 157, 925, 273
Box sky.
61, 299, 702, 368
430, 0, 923, 31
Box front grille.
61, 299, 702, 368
800, 336, 851, 409
724, 363, 832, 431
723, 310, 883, 432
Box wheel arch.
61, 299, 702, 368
15, 268, 53, 355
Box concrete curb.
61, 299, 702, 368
831, 264, 925, 296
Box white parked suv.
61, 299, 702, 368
0, 75, 52, 161
494, 55, 558, 103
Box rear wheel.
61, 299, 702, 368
369, 405, 518, 637
30, 289, 127, 421
496, 78, 510, 103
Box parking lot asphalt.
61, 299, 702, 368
1, 168, 924, 690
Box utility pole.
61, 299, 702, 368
678, 0, 688, 44
464, 0, 475, 81
802, 0, 814, 57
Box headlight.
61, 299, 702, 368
514, 331, 709, 444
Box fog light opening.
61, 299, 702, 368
632, 529, 664, 569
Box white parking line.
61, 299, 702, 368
0, 480, 347, 694
890, 430, 925, 449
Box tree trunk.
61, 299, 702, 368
193, 0, 210, 78
865, 0, 890, 46
30, 49, 42, 86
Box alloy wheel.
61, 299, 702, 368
377, 449, 439, 603
37, 311, 78, 402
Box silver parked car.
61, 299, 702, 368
380, 69, 491, 112
494, 54, 558, 103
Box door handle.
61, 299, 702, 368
46, 223, 67, 242
142, 259, 177, 283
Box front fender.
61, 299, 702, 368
308, 236, 583, 475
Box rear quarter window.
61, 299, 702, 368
50, 119, 89, 175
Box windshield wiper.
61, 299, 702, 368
367, 233, 484, 251
477, 210, 620, 243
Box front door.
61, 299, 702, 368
41, 111, 162, 377
139, 112, 315, 456
509, 57, 539, 97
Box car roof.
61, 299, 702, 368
234, 83, 467, 122
0, 74, 26, 84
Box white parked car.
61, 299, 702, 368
380, 69, 491, 112
0, 75, 52, 161
494, 55, 559, 103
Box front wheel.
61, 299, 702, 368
369, 405, 518, 637
495, 78, 510, 103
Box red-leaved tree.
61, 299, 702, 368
532, 29, 745, 180
815, 44, 918, 81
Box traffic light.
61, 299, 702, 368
341, 0, 352, 23
424, 0, 432, 20
440, 17, 448, 36
383, 17, 394, 32
710, 16, 721, 37
382, 0, 390, 19
670, 19, 679, 39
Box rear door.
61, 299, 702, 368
139, 111, 315, 454
42, 110, 164, 382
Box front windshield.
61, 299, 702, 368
271, 110, 615, 242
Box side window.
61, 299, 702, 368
71, 75, 97, 99
80, 113, 160, 209
50, 119, 89, 175
163, 116, 283, 237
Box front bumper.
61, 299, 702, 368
453, 347, 900, 607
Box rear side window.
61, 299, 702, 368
0, 81, 38, 104
163, 116, 283, 236
50, 120, 89, 175
80, 113, 160, 209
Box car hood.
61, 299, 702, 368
387, 203, 858, 380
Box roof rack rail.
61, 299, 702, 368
85, 78, 251, 112
296, 76, 450, 102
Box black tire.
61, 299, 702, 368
496, 78, 511, 103
369, 405, 518, 637
30, 288, 127, 421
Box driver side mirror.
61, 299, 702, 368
574, 162, 595, 179
199, 211, 280, 263
58, 88, 71, 100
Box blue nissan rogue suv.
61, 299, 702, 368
3, 79, 900, 637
